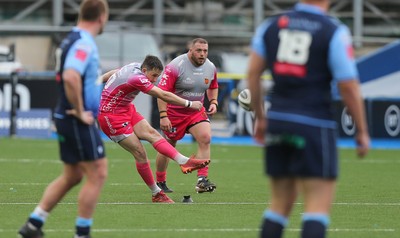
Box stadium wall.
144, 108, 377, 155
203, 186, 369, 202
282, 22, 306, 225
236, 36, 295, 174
0, 36, 400, 139
0, 71, 399, 139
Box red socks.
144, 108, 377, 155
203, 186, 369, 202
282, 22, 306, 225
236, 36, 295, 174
156, 171, 166, 183
135, 161, 155, 186
152, 139, 178, 159
197, 166, 209, 178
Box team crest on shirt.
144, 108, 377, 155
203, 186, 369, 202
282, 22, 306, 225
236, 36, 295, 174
204, 78, 209, 84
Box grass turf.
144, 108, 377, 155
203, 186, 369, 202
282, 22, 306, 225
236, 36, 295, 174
0, 137, 399, 238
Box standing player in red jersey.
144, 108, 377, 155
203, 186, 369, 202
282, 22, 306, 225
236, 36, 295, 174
155, 38, 219, 193
98, 55, 210, 203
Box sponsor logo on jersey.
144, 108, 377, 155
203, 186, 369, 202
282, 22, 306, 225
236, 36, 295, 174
278, 15, 289, 28
159, 75, 168, 86
102, 89, 124, 112
75, 49, 87, 62
104, 116, 116, 134
347, 45, 354, 59
182, 91, 205, 97
184, 77, 194, 85
139, 76, 152, 88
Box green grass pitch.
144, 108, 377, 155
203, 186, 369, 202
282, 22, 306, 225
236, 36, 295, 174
0, 137, 399, 238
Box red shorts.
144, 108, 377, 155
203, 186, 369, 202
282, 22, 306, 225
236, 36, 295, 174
98, 104, 144, 143
163, 107, 209, 140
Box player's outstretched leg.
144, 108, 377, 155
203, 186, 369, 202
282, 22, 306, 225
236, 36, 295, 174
180, 155, 210, 174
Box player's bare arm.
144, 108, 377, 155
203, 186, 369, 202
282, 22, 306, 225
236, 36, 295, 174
148, 86, 203, 110
338, 79, 370, 158
158, 111, 171, 132
247, 51, 267, 144
157, 97, 167, 113
206, 88, 218, 115
101, 69, 118, 83
156, 97, 171, 132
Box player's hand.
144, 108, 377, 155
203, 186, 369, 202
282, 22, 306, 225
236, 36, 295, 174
190, 101, 203, 111
253, 118, 267, 145
66, 109, 94, 125
355, 131, 370, 158
160, 117, 172, 132
206, 103, 217, 115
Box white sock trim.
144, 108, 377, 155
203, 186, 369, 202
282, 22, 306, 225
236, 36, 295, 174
150, 184, 162, 195
174, 154, 189, 165
32, 206, 49, 221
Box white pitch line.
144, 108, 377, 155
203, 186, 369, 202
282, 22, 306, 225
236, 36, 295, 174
342, 160, 400, 164
0, 228, 395, 233
0, 158, 61, 164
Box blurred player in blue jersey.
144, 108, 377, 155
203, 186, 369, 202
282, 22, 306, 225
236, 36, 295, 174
18, 1, 109, 238
247, 1, 370, 237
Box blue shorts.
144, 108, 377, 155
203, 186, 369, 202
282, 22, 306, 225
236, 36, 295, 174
55, 117, 106, 164
265, 119, 338, 179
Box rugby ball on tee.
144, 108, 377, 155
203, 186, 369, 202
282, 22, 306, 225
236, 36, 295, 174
238, 89, 252, 111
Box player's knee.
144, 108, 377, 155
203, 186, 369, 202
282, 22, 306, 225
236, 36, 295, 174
62, 168, 84, 186
133, 155, 147, 163
97, 167, 108, 182
197, 132, 211, 145
147, 127, 163, 140
64, 175, 83, 187
88, 171, 107, 187
92, 161, 108, 183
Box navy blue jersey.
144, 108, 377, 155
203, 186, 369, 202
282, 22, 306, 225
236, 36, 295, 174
53, 28, 105, 163
54, 27, 102, 118
251, 3, 358, 128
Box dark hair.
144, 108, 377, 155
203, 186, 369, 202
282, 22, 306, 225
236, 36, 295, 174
190, 38, 208, 47
79, 0, 109, 22
141, 55, 163, 71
